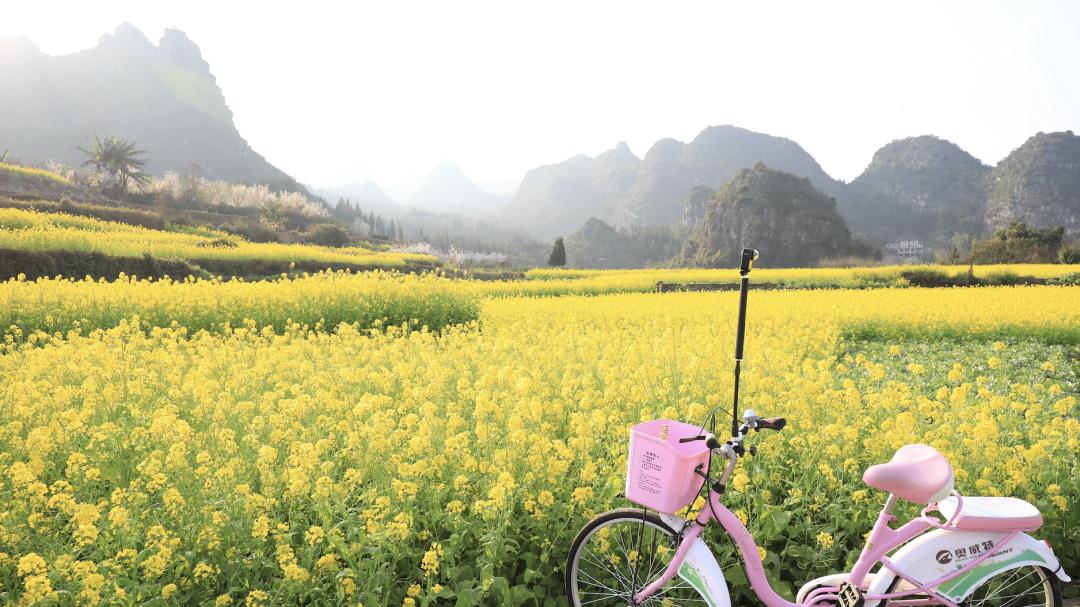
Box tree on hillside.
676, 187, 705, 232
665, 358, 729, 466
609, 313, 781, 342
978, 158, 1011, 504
181, 162, 202, 205
258, 198, 287, 231
79, 134, 150, 196
969, 222, 1065, 263
549, 237, 567, 267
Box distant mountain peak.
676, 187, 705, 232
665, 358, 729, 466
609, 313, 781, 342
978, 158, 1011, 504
505, 124, 849, 238
643, 138, 686, 162
681, 164, 852, 267
693, 124, 743, 138
848, 135, 989, 244
0, 23, 303, 191
0, 34, 42, 56
409, 160, 506, 215
598, 141, 639, 164
565, 217, 641, 268
427, 160, 473, 181
159, 28, 212, 78
316, 180, 401, 216
99, 22, 154, 52
987, 130, 1080, 237
580, 216, 617, 232
865, 135, 986, 171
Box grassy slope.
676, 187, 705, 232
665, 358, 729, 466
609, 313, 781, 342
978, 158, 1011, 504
0, 207, 436, 280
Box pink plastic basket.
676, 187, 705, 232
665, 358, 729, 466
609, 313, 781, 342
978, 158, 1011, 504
625, 419, 711, 514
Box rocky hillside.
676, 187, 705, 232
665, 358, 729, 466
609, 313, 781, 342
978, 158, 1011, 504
564, 217, 642, 268
847, 136, 990, 246
987, 131, 1080, 238
681, 164, 852, 267
0, 24, 302, 191
504, 126, 846, 239
503, 142, 640, 238
682, 185, 715, 226
621, 125, 846, 228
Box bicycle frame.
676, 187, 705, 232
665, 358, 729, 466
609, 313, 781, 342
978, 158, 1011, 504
632, 490, 1067, 607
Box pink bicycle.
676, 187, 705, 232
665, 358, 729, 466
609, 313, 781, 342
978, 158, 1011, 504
565, 249, 1071, 607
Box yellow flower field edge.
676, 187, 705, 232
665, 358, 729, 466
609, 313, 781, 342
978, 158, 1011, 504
0, 163, 72, 186
0, 287, 1076, 604
0, 207, 434, 269
3, 263, 1079, 346
0, 270, 480, 343
521, 264, 1080, 293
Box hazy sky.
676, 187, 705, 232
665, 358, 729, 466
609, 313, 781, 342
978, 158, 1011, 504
4, 0, 1079, 195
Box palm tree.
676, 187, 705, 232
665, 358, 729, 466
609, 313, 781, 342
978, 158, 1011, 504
79, 134, 150, 196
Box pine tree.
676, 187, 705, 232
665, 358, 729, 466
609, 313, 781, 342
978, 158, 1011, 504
548, 237, 567, 267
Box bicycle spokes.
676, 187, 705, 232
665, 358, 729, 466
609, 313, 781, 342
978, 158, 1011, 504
570, 516, 707, 606
961, 566, 1053, 607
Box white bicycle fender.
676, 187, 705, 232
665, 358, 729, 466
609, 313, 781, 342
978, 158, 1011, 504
677, 537, 732, 607
865, 529, 1069, 606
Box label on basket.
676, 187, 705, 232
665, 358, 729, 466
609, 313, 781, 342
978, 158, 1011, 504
635, 448, 664, 495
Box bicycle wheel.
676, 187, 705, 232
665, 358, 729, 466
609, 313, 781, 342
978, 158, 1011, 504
565, 508, 709, 606
886, 566, 1061, 607
961, 566, 1061, 607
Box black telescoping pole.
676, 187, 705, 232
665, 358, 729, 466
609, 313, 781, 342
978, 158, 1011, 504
731, 248, 757, 437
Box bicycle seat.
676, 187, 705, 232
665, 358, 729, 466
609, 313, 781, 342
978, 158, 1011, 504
862, 444, 954, 504
938, 495, 1043, 531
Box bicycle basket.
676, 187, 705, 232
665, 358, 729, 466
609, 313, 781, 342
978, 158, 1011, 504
625, 419, 711, 514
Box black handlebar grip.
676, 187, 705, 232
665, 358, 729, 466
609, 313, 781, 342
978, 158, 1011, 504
757, 417, 786, 431
705, 436, 722, 449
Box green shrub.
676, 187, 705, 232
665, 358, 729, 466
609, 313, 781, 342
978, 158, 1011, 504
223, 222, 279, 243
899, 268, 953, 287
1049, 272, 1080, 286
303, 222, 352, 247
1058, 245, 1080, 264
982, 270, 1023, 285
196, 237, 238, 248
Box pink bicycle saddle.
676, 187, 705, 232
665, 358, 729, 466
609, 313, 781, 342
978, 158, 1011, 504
863, 444, 954, 504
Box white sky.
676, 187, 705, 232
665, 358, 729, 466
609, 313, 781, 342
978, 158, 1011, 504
3, 0, 1079, 195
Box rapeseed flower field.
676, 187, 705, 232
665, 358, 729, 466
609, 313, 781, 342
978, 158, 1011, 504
0, 208, 433, 268
0, 164, 72, 187
0, 284, 1077, 605
1, 271, 480, 341
520, 264, 1079, 293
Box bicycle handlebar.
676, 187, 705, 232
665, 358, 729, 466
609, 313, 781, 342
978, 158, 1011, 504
678, 413, 786, 449
755, 417, 786, 431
